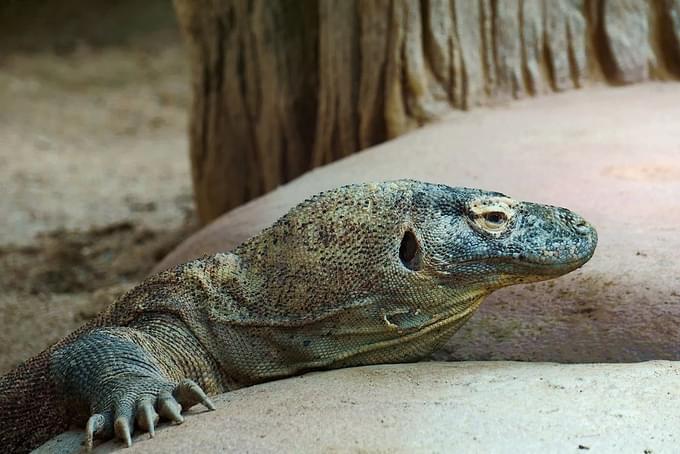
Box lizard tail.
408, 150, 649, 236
0, 352, 69, 453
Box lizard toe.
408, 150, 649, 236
136, 399, 159, 438
157, 390, 184, 424
173, 379, 216, 411
114, 415, 133, 448
85, 413, 111, 452
113, 396, 138, 447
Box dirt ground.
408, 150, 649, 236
0, 3, 196, 373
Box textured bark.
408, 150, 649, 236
312, 0, 359, 166
174, 0, 318, 222
494, 0, 524, 99
175, 0, 680, 224
601, 0, 655, 83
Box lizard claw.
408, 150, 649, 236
85, 413, 107, 451
174, 379, 216, 411
136, 399, 159, 438
158, 391, 184, 424
114, 416, 133, 448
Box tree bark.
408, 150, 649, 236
174, 0, 680, 224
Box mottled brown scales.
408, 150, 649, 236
0, 180, 597, 452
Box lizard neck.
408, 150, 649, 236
188, 253, 490, 385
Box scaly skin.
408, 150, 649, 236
0, 180, 597, 452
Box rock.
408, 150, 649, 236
155, 83, 680, 363
41, 361, 680, 453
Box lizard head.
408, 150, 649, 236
401, 181, 598, 293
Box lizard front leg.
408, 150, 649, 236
50, 320, 222, 450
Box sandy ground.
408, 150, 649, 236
0, 36, 195, 372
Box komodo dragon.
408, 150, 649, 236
0, 180, 597, 452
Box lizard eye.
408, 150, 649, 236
469, 196, 515, 235
482, 211, 507, 229
399, 230, 422, 271
474, 210, 511, 234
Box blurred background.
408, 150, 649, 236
0, 0, 196, 373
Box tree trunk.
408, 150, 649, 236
174, 0, 680, 224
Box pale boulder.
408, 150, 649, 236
42, 361, 679, 453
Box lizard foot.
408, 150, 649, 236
84, 378, 215, 451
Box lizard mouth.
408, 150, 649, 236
443, 251, 595, 280
488, 253, 596, 280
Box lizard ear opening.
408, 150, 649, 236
400, 230, 422, 271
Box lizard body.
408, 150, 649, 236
0, 180, 597, 452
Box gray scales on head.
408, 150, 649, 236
0, 180, 597, 452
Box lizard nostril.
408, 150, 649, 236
572, 219, 591, 235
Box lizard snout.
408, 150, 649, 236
567, 214, 594, 237
554, 207, 596, 237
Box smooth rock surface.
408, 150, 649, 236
156, 83, 680, 363
43, 361, 680, 453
